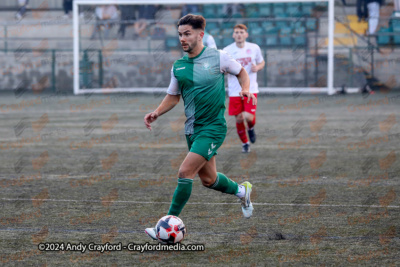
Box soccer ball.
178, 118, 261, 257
156, 215, 186, 244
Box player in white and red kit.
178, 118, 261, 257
223, 24, 265, 153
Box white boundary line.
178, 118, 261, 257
74, 87, 360, 95
2, 198, 399, 208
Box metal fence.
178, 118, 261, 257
0, 0, 62, 9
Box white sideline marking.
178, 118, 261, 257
1, 198, 399, 209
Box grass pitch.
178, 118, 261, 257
0, 91, 399, 266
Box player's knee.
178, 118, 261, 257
236, 114, 244, 124
178, 168, 195, 179
244, 112, 254, 122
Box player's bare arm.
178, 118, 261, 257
144, 94, 180, 130
251, 60, 265, 73
236, 67, 257, 105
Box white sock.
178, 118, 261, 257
235, 185, 246, 198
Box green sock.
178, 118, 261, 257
167, 178, 193, 216
208, 172, 239, 195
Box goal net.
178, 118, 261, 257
73, 0, 338, 95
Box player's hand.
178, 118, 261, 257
251, 64, 259, 73
239, 91, 257, 106
144, 111, 159, 131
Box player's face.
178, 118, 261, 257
178, 25, 203, 53
233, 29, 248, 43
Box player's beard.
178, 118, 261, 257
182, 40, 197, 53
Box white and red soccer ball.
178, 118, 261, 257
156, 215, 186, 244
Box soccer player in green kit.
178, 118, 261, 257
143, 14, 257, 241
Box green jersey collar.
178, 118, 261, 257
186, 46, 207, 61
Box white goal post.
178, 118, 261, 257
73, 0, 336, 95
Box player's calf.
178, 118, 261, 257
245, 114, 256, 144
204, 172, 238, 195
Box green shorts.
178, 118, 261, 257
185, 132, 226, 161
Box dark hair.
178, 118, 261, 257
177, 14, 206, 30
234, 24, 247, 31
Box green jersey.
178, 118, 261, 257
167, 46, 242, 136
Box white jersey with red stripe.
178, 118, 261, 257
223, 41, 264, 97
